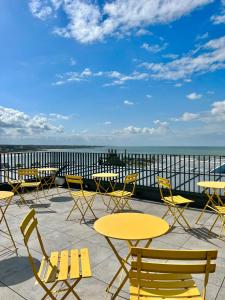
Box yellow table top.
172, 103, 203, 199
94, 213, 169, 240
38, 168, 58, 172
197, 181, 225, 189
0, 191, 14, 200
92, 172, 119, 178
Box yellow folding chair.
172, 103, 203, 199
129, 247, 217, 300
207, 205, 225, 237
107, 173, 139, 213
20, 209, 92, 300
107, 173, 138, 213
65, 175, 97, 223
4, 168, 24, 205
157, 176, 193, 229
18, 169, 43, 205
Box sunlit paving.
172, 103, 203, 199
0, 174, 225, 300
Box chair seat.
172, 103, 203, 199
164, 195, 193, 205
71, 191, 96, 198
37, 248, 91, 284
9, 179, 24, 184
215, 206, 225, 214
108, 190, 132, 197
20, 182, 41, 188
130, 273, 202, 299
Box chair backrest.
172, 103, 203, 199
20, 209, 49, 284
130, 247, 217, 300
123, 173, 138, 194
157, 176, 173, 201
18, 168, 39, 180
65, 175, 84, 192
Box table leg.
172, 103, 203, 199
0, 196, 18, 255
105, 237, 152, 300
196, 189, 215, 224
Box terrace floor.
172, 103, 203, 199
0, 188, 225, 300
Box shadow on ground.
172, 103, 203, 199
0, 256, 39, 286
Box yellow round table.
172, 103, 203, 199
0, 191, 14, 200
196, 181, 225, 224
92, 173, 119, 208
94, 213, 169, 299
38, 167, 59, 192
94, 212, 169, 240
0, 191, 17, 255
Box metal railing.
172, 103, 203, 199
1, 151, 225, 194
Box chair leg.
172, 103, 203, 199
209, 214, 220, 234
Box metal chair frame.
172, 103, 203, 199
130, 247, 217, 300
157, 176, 193, 229
20, 209, 92, 300
65, 175, 97, 223
107, 173, 139, 213
18, 169, 44, 205
0, 192, 18, 255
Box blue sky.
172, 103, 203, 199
0, 0, 225, 146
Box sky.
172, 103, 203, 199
0, 0, 225, 146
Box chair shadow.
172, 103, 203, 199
49, 196, 72, 202
114, 209, 144, 214
185, 227, 223, 245
0, 256, 39, 286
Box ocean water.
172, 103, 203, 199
48, 146, 225, 156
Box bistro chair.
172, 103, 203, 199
107, 173, 138, 213
129, 247, 217, 300
20, 209, 92, 300
157, 176, 193, 229
18, 169, 43, 205
4, 168, 25, 206
65, 175, 97, 223
207, 205, 225, 237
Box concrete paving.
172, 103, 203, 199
0, 187, 225, 300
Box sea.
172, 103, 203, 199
47, 146, 225, 156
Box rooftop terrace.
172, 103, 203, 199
0, 188, 225, 300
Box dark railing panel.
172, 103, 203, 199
1, 151, 225, 195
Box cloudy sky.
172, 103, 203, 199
1, 0, 225, 146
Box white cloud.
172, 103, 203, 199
141, 42, 168, 53
140, 35, 225, 80
207, 90, 215, 94
211, 0, 225, 24
124, 100, 134, 105
70, 58, 76, 66
49, 113, 71, 120
163, 53, 179, 59
29, 0, 53, 20
114, 120, 169, 136
104, 121, 112, 125
196, 32, 209, 40
175, 112, 200, 121
211, 99, 225, 121
29, 0, 213, 43
54, 68, 149, 86
0, 106, 64, 136
186, 92, 202, 100
146, 94, 152, 98
135, 29, 152, 36
211, 14, 225, 24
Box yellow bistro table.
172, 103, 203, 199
38, 167, 59, 193
196, 181, 225, 224
92, 172, 118, 208
0, 191, 18, 255
94, 213, 169, 299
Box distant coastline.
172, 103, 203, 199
0, 144, 103, 153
